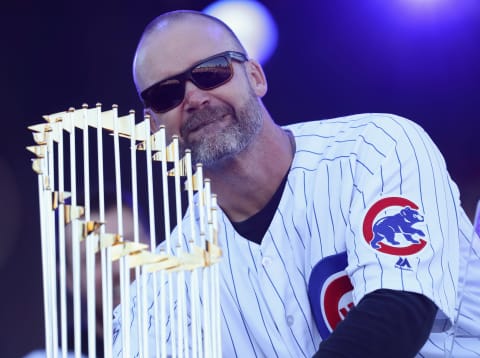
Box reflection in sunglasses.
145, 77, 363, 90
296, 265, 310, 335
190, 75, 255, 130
140, 51, 247, 113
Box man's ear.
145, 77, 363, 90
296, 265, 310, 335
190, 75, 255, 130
245, 59, 268, 97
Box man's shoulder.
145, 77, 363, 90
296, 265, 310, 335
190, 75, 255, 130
284, 113, 418, 135
285, 113, 432, 171
284, 113, 426, 149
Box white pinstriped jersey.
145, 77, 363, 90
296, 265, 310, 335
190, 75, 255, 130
112, 113, 479, 357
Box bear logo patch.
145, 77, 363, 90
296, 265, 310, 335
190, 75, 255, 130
363, 197, 427, 256
371, 206, 425, 249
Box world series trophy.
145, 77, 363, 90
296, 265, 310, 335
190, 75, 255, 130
27, 103, 222, 358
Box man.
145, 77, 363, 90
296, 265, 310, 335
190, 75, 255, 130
112, 10, 479, 357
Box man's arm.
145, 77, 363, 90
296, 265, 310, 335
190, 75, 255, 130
314, 288, 437, 357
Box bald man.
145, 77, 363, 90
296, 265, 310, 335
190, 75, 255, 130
133, 11, 290, 224
112, 10, 479, 357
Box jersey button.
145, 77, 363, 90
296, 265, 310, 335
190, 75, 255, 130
261, 256, 272, 266
286, 315, 294, 326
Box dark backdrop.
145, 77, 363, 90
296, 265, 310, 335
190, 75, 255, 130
1, 1, 479, 356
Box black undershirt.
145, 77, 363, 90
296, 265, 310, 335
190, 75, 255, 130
229, 173, 437, 357
231, 172, 288, 244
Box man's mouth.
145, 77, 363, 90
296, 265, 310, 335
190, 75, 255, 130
189, 119, 214, 133
183, 114, 227, 137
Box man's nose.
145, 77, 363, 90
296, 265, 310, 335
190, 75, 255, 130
183, 80, 210, 111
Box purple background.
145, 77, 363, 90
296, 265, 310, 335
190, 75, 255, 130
1, 1, 479, 356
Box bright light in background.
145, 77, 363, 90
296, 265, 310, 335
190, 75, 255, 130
402, 0, 451, 12
390, 0, 475, 23
203, 0, 278, 65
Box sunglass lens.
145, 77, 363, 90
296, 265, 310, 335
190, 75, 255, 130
144, 54, 238, 113
150, 79, 184, 112
191, 56, 232, 89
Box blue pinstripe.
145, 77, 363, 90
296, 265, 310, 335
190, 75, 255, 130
301, 171, 313, 239
220, 307, 238, 357
222, 222, 258, 356
261, 265, 309, 357
248, 270, 280, 358
266, 230, 316, 346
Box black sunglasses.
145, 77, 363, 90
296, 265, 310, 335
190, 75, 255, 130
140, 51, 248, 113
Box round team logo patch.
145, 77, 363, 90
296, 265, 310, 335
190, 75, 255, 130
362, 197, 427, 256
308, 252, 354, 339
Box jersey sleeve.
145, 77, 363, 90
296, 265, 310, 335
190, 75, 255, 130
345, 114, 460, 329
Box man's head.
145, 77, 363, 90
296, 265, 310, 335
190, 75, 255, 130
133, 10, 269, 168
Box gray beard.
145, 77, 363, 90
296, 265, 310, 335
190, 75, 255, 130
179, 95, 263, 168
